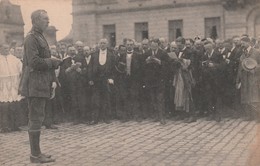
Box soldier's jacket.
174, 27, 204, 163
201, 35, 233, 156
19, 27, 57, 98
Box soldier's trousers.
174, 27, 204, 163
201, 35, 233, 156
28, 97, 47, 132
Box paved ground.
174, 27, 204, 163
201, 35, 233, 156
1, 118, 260, 166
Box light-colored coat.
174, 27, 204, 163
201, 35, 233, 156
237, 48, 260, 104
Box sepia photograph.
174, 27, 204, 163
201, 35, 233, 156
0, 0, 260, 165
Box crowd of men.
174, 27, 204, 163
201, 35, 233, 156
1, 34, 260, 132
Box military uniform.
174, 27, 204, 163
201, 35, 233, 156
19, 27, 61, 159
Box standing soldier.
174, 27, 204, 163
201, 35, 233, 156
19, 10, 61, 163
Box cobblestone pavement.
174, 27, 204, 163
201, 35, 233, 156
1, 118, 260, 166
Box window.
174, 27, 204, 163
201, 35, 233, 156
168, 20, 183, 42
205, 17, 221, 40
135, 22, 149, 42
103, 24, 116, 48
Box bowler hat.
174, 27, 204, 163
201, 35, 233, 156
242, 58, 257, 72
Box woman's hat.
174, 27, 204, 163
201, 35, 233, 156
242, 58, 257, 72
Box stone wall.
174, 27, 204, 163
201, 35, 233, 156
72, 0, 260, 45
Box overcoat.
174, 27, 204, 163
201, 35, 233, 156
19, 27, 56, 98
237, 48, 260, 104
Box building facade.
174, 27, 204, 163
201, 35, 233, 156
72, 0, 260, 47
0, 0, 24, 46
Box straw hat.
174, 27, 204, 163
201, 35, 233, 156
242, 58, 257, 72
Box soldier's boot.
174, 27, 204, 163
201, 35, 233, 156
29, 131, 54, 163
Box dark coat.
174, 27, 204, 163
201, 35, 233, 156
193, 47, 205, 82
61, 55, 88, 95
115, 52, 142, 85
143, 49, 169, 88
19, 27, 57, 98
227, 46, 243, 80
201, 49, 224, 82
88, 49, 115, 85
237, 48, 260, 104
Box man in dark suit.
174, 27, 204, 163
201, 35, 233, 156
193, 40, 205, 116
89, 39, 115, 124
62, 45, 88, 124
143, 39, 169, 125
59, 46, 76, 122
226, 37, 243, 115
201, 41, 224, 122
221, 39, 242, 111
139, 39, 152, 118
82, 46, 92, 123
114, 39, 142, 122
19, 10, 61, 163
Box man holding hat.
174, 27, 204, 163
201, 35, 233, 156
236, 36, 260, 121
